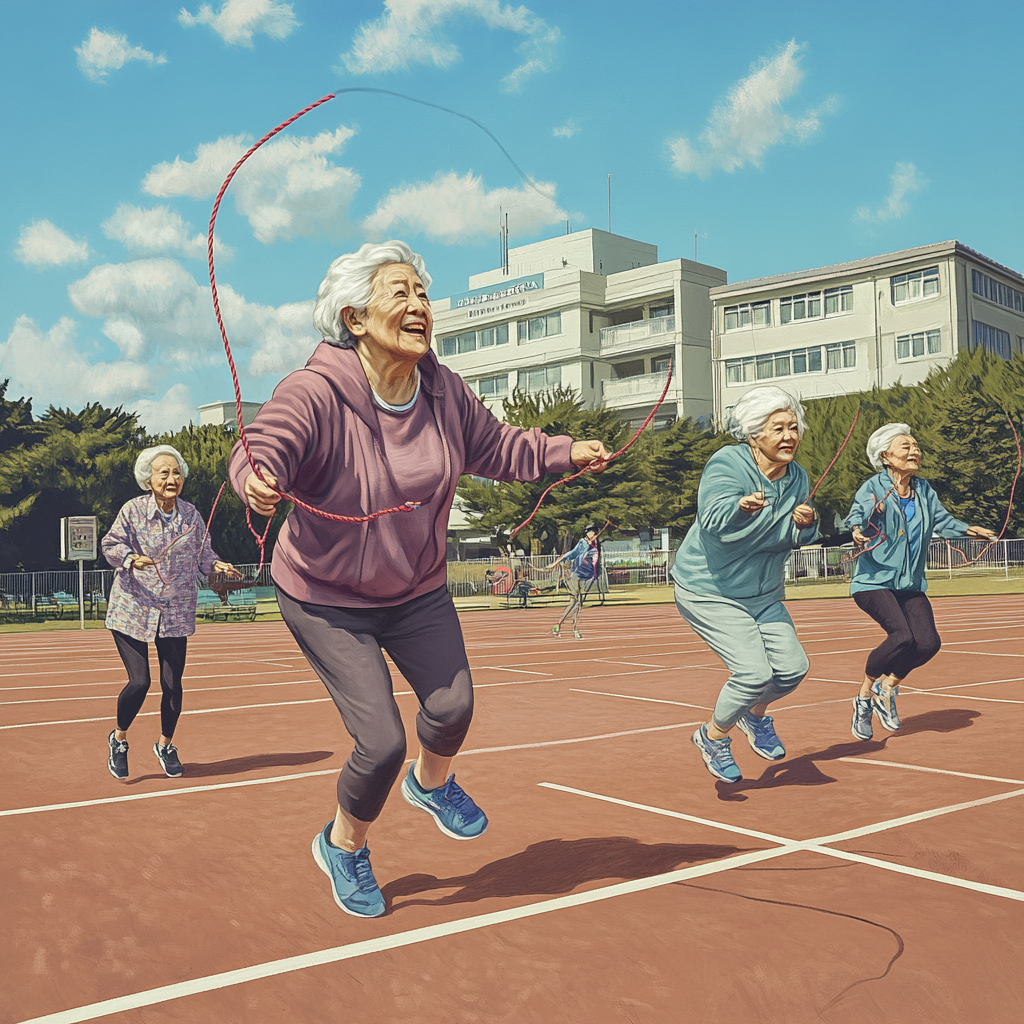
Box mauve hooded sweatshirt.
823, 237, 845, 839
228, 342, 573, 607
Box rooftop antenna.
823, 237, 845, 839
694, 230, 697, 262
504, 212, 509, 275
607, 173, 611, 233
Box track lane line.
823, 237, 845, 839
836, 757, 1024, 785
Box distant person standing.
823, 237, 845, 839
549, 525, 601, 639
102, 445, 241, 781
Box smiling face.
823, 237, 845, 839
344, 262, 432, 365
148, 454, 184, 504
753, 409, 802, 463
882, 433, 921, 476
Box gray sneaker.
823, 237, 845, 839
154, 742, 183, 778
871, 681, 901, 732
851, 696, 873, 741
108, 731, 128, 780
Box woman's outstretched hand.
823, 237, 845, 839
244, 468, 282, 516
739, 491, 768, 515
570, 440, 611, 473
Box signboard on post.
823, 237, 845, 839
60, 517, 98, 562
59, 516, 97, 630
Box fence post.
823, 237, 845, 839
947, 541, 953, 580
1005, 540, 1009, 580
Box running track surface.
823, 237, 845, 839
2, 594, 1022, 1024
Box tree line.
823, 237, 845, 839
0, 349, 1020, 571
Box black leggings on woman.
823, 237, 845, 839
112, 631, 188, 738
853, 589, 941, 681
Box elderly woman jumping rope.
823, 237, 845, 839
231, 241, 609, 918
671, 386, 818, 784
845, 423, 996, 740
102, 445, 241, 781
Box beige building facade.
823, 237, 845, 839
711, 241, 1024, 425
430, 229, 726, 430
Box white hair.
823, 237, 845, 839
312, 240, 431, 346
727, 385, 806, 441
866, 422, 913, 469
134, 445, 189, 491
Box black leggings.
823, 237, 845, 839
853, 590, 941, 681
112, 631, 188, 738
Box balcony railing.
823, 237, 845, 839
600, 315, 675, 351
602, 370, 673, 406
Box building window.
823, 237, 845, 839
826, 341, 857, 370
896, 329, 942, 360
972, 269, 1024, 313
439, 322, 508, 357
651, 355, 672, 373
724, 302, 770, 330
825, 285, 854, 315
891, 267, 939, 304
649, 298, 674, 318
725, 345, 823, 385
473, 373, 509, 398
779, 292, 822, 324
517, 365, 562, 392
972, 320, 1011, 359
517, 311, 562, 342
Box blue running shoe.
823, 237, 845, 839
871, 681, 901, 732
311, 823, 386, 918
691, 724, 742, 783
401, 763, 488, 840
851, 696, 873, 741
736, 712, 786, 760
108, 731, 128, 781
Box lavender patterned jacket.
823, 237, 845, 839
102, 495, 219, 641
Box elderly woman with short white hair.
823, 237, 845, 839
102, 444, 240, 781
844, 423, 995, 741
671, 385, 818, 784
229, 240, 610, 918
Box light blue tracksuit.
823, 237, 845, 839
844, 472, 969, 594
672, 445, 818, 730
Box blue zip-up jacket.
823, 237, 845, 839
844, 472, 968, 594
671, 445, 818, 602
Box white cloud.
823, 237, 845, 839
667, 40, 837, 178
0, 316, 156, 409
67, 258, 319, 377
178, 0, 299, 47
101, 203, 233, 261
132, 383, 198, 434
14, 221, 90, 268
75, 28, 167, 82
855, 162, 927, 224
552, 119, 580, 139
362, 170, 567, 244
142, 128, 360, 244
341, 0, 560, 92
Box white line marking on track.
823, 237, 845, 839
900, 690, 1024, 704
836, 757, 1024, 786
914, 676, 1024, 692
13, 845, 795, 1024
570, 688, 711, 711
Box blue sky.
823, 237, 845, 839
2, 0, 1021, 433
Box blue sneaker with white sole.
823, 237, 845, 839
735, 712, 786, 760
311, 823, 386, 918
692, 724, 742, 783
871, 681, 901, 732
401, 763, 488, 840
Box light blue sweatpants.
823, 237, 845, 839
674, 584, 809, 731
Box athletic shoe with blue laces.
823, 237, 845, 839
401, 763, 488, 840
691, 724, 742, 783
311, 823, 386, 918
871, 680, 901, 731
735, 712, 786, 760
108, 731, 128, 781
153, 741, 183, 778
851, 696, 874, 741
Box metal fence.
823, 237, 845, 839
2, 539, 1020, 619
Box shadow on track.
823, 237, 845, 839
716, 707, 981, 801
383, 835, 747, 911
125, 749, 334, 784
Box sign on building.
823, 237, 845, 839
60, 517, 98, 561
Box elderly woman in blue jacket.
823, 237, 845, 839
672, 385, 818, 784
845, 423, 995, 740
